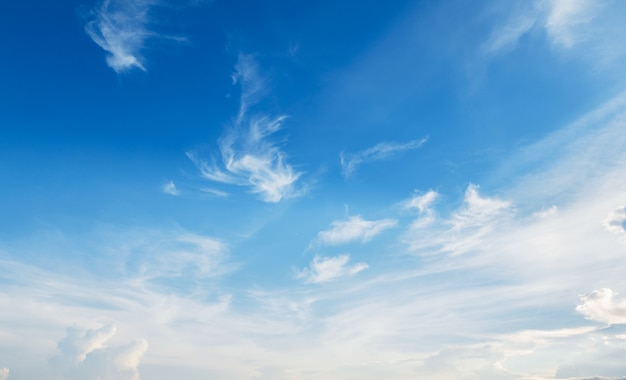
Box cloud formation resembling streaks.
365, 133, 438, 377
296, 254, 368, 283
315, 215, 397, 246
84, 0, 156, 73
188, 54, 303, 203
340, 138, 427, 178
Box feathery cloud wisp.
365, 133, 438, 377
482, 0, 600, 56
405, 184, 513, 256
296, 254, 368, 284
84, 0, 154, 73
316, 215, 397, 246
188, 54, 303, 203
84, 0, 187, 73
340, 138, 427, 178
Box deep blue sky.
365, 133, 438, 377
2, 1, 626, 379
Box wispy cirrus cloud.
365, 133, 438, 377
84, 0, 186, 73
404, 184, 512, 256
315, 215, 397, 246
188, 54, 303, 203
482, 0, 605, 57
296, 254, 368, 284
340, 138, 427, 178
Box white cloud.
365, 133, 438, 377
51, 324, 147, 380
232, 53, 268, 123
576, 288, 626, 325
406, 190, 439, 229
84, 0, 189, 73
161, 180, 179, 196
296, 254, 368, 283
340, 138, 427, 178
405, 184, 512, 256
545, 0, 597, 48
604, 206, 626, 238
450, 184, 511, 230
0, 367, 8, 380
482, 0, 600, 56
316, 215, 397, 246
84, 0, 154, 73
406, 190, 439, 214
482, 6, 537, 56
188, 54, 303, 203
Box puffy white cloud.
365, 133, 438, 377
316, 215, 397, 246
0, 367, 8, 380
576, 288, 626, 325
51, 324, 147, 380
296, 254, 368, 283
161, 180, 179, 196
340, 138, 427, 178
188, 54, 303, 203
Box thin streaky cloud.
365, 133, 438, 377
84, 0, 187, 73
200, 187, 230, 198
482, 0, 599, 57
296, 254, 368, 284
84, 0, 153, 73
481, 10, 537, 56
232, 53, 268, 123
316, 215, 397, 246
340, 138, 427, 178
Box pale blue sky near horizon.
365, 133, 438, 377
2, 0, 626, 379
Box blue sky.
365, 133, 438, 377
2, 0, 626, 379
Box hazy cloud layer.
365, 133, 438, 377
340, 138, 427, 178
188, 54, 303, 202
